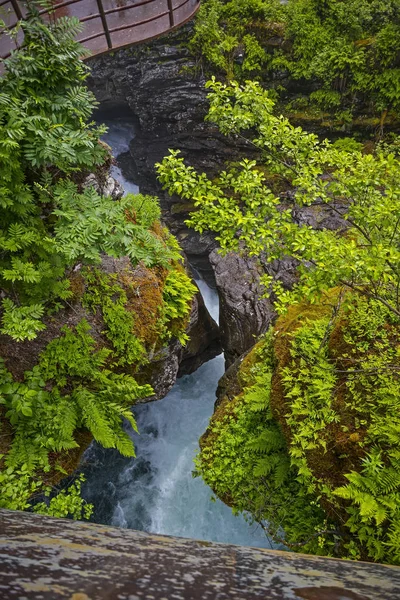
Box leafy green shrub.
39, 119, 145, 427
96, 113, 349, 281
157, 79, 400, 320
0, 8, 179, 342
332, 137, 364, 153
0, 465, 93, 520
54, 186, 173, 266
33, 474, 93, 520
125, 193, 162, 229
286, 0, 400, 118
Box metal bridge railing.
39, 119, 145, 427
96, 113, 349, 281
0, 0, 200, 61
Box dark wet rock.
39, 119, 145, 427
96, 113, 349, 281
214, 354, 244, 411
178, 284, 221, 376
209, 250, 275, 367
136, 340, 182, 402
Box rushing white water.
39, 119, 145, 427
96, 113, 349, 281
82, 120, 278, 549
82, 284, 275, 548
100, 117, 139, 195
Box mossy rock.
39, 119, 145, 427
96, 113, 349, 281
198, 289, 400, 564
0, 251, 197, 489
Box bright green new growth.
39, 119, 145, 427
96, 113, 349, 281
157, 78, 400, 320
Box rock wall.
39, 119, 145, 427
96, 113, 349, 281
87, 26, 348, 366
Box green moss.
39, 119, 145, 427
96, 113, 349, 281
273, 291, 400, 563
82, 268, 146, 367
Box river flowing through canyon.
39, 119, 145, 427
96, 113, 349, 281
81, 120, 278, 549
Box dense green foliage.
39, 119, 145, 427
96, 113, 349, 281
0, 9, 196, 519
157, 79, 400, 319
192, 0, 400, 121
196, 293, 400, 562
277, 295, 400, 562
158, 78, 400, 562
0, 10, 179, 343
286, 0, 400, 120
190, 0, 285, 81
1, 320, 151, 469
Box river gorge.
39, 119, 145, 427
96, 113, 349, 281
80, 119, 278, 550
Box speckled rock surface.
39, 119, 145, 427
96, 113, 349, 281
1, 509, 399, 600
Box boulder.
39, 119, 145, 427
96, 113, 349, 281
209, 250, 275, 367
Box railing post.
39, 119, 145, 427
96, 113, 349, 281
10, 0, 23, 21
167, 0, 174, 27
96, 0, 112, 49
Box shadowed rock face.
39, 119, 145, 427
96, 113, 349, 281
87, 26, 266, 362
209, 251, 275, 368
87, 28, 348, 366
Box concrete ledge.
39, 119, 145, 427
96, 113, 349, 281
1, 509, 400, 599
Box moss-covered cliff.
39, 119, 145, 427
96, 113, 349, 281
196, 290, 400, 564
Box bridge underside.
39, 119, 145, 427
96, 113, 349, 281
0, 0, 200, 60
1, 509, 400, 599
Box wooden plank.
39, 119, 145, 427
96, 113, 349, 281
0, 509, 400, 599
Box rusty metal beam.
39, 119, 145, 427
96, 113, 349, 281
9, 0, 22, 20
0, 0, 201, 62
167, 0, 175, 27
96, 0, 112, 49
1, 509, 400, 599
